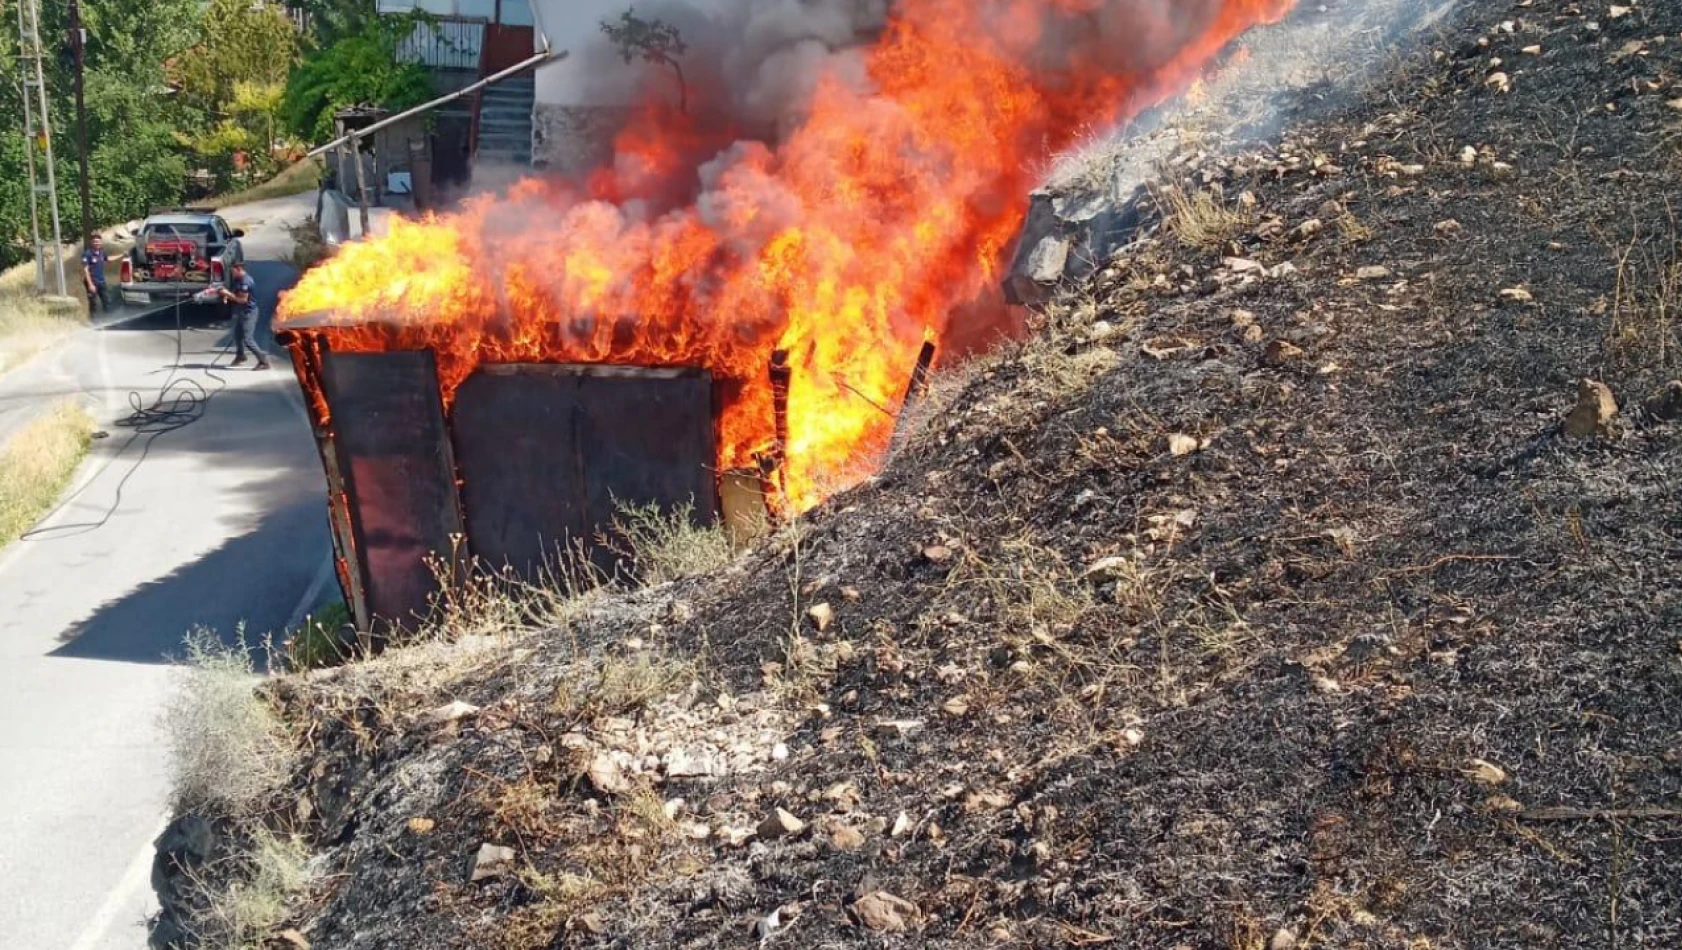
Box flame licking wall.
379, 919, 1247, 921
279, 0, 1298, 512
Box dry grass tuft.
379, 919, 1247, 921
612, 499, 735, 586
165, 629, 294, 817
1017, 334, 1122, 408
1607, 222, 1682, 372
0, 399, 94, 547
1151, 180, 1253, 251
951, 536, 1101, 678
192, 829, 312, 950
1336, 210, 1375, 245
0, 290, 86, 377
287, 217, 330, 272
1048, 134, 1129, 195
502, 867, 608, 948
423, 542, 607, 644
552, 650, 695, 723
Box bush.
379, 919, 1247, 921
612, 499, 735, 586
163, 629, 292, 817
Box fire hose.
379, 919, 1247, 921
21, 288, 236, 540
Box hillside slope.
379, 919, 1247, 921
154, 0, 1681, 948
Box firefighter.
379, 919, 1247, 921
218, 261, 270, 371
81, 235, 108, 315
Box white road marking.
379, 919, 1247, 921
52, 545, 333, 950
0, 334, 126, 581
64, 817, 168, 950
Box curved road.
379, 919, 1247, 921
0, 193, 336, 950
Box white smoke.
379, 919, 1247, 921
536, 0, 1255, 137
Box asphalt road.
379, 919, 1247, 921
0, 192, 336, 950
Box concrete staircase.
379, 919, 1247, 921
477, 75, 535, 167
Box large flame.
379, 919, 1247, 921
280, 0, 1297, 511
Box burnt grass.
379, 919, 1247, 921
194, 1, 1682, 948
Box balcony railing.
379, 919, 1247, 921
394, 17, 486, 71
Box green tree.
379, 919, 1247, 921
0, 0, 204, 269
175, 0, 298, 109
231, 80, 287, 156
282, 15, 434, 143
601, 8, 690, 114
290, 0, 382, 46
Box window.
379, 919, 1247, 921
458, 0, 495, 19
498, 0, 534, 27
146, 222, 215, 241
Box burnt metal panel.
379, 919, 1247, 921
287, 335, 371, 638
320, 350, 463, 632
451, 364, 717, 580
450, 365, 587, 575
573, 366, 718, 554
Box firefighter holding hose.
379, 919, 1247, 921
218, 261, 270, 370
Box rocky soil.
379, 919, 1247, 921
155, 0, 1682, 947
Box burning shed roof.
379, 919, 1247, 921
279, 0, 1301, 510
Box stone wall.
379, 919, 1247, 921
533, 104, 631, 176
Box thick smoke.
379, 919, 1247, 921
562, 0, 1270, 172
566, 0, 891, 137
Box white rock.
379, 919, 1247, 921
1465, 758, 1508, 785
719, 825, 756, 847
424, 700, 480, 724
876, 719, 925, 738
665, 747, 725, 778
758, 807, 808, 839
1082, 555, 1135, 583
588, 753, 631, 795
470, 843, 516, 882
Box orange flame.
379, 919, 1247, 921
279, 0, 1297, 511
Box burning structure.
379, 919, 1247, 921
277, 0, 1298, 632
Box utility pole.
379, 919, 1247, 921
14, 0, 67, 295
351, 134, 371, 239
69, 0, 92, 249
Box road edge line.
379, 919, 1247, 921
64, 815, 169, 950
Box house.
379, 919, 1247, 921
366, 0, 541, 207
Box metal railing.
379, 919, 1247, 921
394, 17, 485, 71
